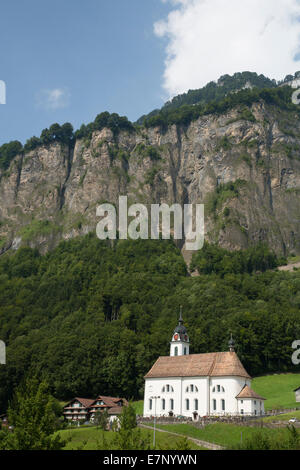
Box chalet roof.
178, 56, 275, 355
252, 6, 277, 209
236, 385, 266, 400
64, 396, 128, 412
144, 352, 251, 379
90, 396, 128, 408
64, 397, 95, 409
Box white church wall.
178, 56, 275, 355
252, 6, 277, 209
143, 377, 183, 417
237, 398, 264, 416
237, 398, 252, 415
210, 376, 250, 415
144, 375, 256, 417
181, 377, 209, 417
251, 399, 265, 416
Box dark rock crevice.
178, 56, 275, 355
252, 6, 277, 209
59, 144, 74, 210
14, 152, 24, 202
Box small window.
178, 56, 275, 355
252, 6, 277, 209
149, 399, 152, 411
217, 385, 220, 392
221, 387, 225, 392
241, 409, 244, 415
175, 347, 178, 356
186, 386, 189, 393
221, 399, 225, 411
195, 386, 198, 392
186, 399, 189, 411
212, 387, 216, 393
254, 401, 256, 405
170, 399, 174, 410
162, 399, 165, 410
162, 387, 165, 393
194, 399, 198, 411
241, 400, 243, 404
255, 410, 257, 415
166, 385, 170, 392
190, 384, 194, 392
213, 399, 216, 411
184, 347, 187, 355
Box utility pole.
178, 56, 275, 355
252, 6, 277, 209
150, 396, 160, 449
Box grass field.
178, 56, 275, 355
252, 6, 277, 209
156, 423, 290, 448
58, 426, 207, 450
252, 373, 300, 410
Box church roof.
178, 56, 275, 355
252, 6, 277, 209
144, 351, 251, 379
236, 384, 266, 400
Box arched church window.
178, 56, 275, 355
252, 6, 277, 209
221, 399, 225, 411
166, 385, 170, 392
162, 386, 165, 393
190, 384, 194, 392
195, 386, 198, 392
213, 385, 225, 393
170, 399, 174, 410
162, 398, 165, 410
186, 386, 189, 393
175, 347, 178, 356
149, 399, 152, 411
186, 399, 189, 411
213, 399, 216, 411
194, 399, 198, 411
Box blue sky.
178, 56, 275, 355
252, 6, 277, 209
0, 0, 171, 145
1, 0, 300, 146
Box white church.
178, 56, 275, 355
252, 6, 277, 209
143, 311, 265, 419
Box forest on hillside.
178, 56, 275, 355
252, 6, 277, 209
0, 235, 299, 411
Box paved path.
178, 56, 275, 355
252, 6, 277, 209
278, 261, 300, 272
138, 423, 224, 451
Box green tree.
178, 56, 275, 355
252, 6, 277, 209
94, 408, 109, 431
0, 377, 65, 450
119, 403, 137, 431
107, 403, 150, 450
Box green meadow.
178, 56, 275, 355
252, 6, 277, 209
156, 423, 289, 448
251, 373, 300, 410
58, 426, 207, 450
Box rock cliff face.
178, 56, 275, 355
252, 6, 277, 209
1, 100, 300, 256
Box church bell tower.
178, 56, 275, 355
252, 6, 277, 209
170, 307, 190, 357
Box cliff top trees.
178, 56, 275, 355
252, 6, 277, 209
0, 140, 23, 170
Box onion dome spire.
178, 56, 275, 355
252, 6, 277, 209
174, 306, 187, 335
229, 333, 235, 352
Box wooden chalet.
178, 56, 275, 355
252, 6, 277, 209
63, 395, 128, 422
